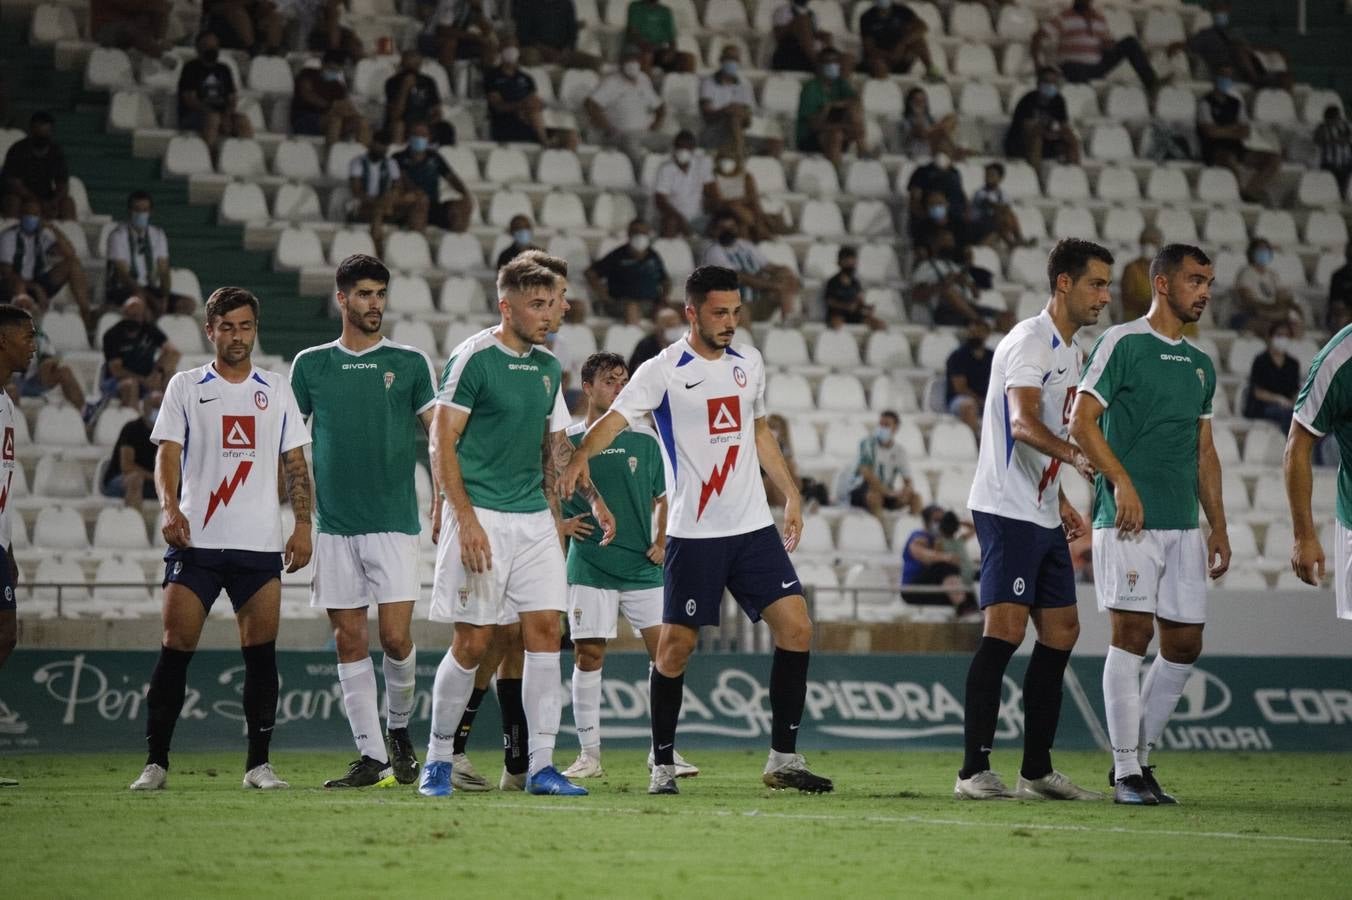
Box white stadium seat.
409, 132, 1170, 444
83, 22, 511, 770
1095, 166, 1140, 202
388, 274, 435, 315
766, 373, 814, 412
1197, 167, 1241, 204
329, 228, 377, 266
93, 507, 151, 550
164, 136, 213, 177
272, 183, 322, 221
276, 226, 324, 269
85, 48, 135, 90
1146, 167, 1191, 203
219, 182, 269, 224
817, 374, 867, 411
34, 506, 89, 550
1297, 171, 1341, 208
35, 405, 87, 446
1046, 165, 1090, 201
587, 151, 636, 191
763, 328, 811, 368
218, 138, 266, 178
273, 140, 322, 180
438, 233, 486, 271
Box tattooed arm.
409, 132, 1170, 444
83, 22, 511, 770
282, 446, 313, 572
549, 429, 616, 546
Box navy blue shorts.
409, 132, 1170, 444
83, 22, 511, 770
0, 546, 14, 612
163, 547, 283, 613
973, 511, 1076, 610
663, 525, 801, 627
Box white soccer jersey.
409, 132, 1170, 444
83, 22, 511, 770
968, 310, 1082, 529
609, 339, 772, 539
0, 393, 17, 549
152, 362, 310, 551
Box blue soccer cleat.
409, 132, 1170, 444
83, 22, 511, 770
526, 765, 589, 796
418, 760, 454, 797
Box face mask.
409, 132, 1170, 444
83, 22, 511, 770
674, 148, 693, 166
822, 62, 840, 80
934, 152, 951, 170
1213, 12, 1229, 28
1039, 83, 1058, 99
929, 204, 947, 221
720, 60, 738, 77
1216, 77, 1234, 94
1254, 248, 1274, 267
718, 229, 737, 246
131, 211, 151, 229
513, 228, 533, 245
322, 69, 343, 82
663, 326, 684, 343
1141, 243, 1158, 259
629, 234, 651, 253
409, 135, 429, 153
201, 49, 219, 63
875, 426, 893, 444
1271, 336, 1292, 354
622, 60, 642, 79
19, 215, 39, 234
874, 0, 891, 8
501, 46, 520, 65
718, 158, 737, 175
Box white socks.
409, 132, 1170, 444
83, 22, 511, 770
572, 666, 603, 755
1138, 655, 1193, 768
524, 650, 562, 776
337, 657, 386, 764
427, 651, 478, 764
382, 646, 417, 732
1103, 645, 1144, 781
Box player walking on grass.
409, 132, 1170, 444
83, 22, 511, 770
0, 305, 36, 788
1069, 244, 1231, 806
130, 287, 313, 791
562, 265, 832, 796
419, 257, 614, 797
290, 254, 438, 789
957, 239, 1110, 802
559, 351, 699, 780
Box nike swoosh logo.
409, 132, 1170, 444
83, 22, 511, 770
789, 724, 799, 730
1056, 367, 1068, 376
198, 397, 218, 404
658, 743, 673, 750
684, 380, 704, 389
781, 580, 798, 589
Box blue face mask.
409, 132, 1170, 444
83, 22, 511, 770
875, 426, 893, 444
822, 63, 840, 80
1254, 248, 1273, 267
720, 60, 738, 77
1213, 12, 1229, 28
1216, 77, 1233, 94
131, 211, 150, 229
513, 228, 533, 246
322, 69, 343, 83
409, 136, 429, 153
1039, 83, 1058, 99
19, 215, 39, 234
929, 204, 947, 221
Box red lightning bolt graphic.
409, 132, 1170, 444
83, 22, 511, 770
697, 445, 739, 520
204, 461, 253, 528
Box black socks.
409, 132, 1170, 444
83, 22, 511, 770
1020, 641, 1072, 781
145, 645, 194, 769
496, 678, 527, 775
769, 648, 810, 755
241, 641, 278, 771
960, 636, 1017, 779
454, 686, 488, 755
649, 668, 685, 766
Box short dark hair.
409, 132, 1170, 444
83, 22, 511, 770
1047, 238, 1114, 292
335, 253, 390, 294
127, 190, 153, 208
515, 249, 568, 278
29, 111, 54, 128
880, 409, 899, 425
0, 304, 34, 331
985, 161, 1005, 178
685, 265, 740, 307
1268, 320, 1293, 339
838, 245, 857, 263
581, 351, 627, 385
1149, 243, 1213, 284
205, 286, 260, 324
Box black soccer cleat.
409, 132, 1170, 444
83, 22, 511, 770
1112, 773, 1159, 805
762, 754, 835, 794
1140, 766, 1178, 805
324, 756, 395, 788
387, 728, 421, 785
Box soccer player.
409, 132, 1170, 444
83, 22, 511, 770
561, 265, 832, 796
957, 238, 1110, 802
559, 351, 698, 779
0, 305, 36, 788
1285, 325, 1352, 613
1069, 244, 1231, 805
419, 257, 614, 797
130, 287, 313, 791
290, 254, 438, 788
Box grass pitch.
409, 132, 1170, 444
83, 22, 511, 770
5, 750, 1350, 898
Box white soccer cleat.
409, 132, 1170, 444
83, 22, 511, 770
499, 767, 527, 792
648, 764, 678, 795
954, 770, 1015, 800
243, 763, 289, 790
450, 753, 492, 792
1015, 770, 1104, 801
0, 775, 17, 787
562, 752, 605, 779
647, 749, 700, 778
129, 763, 167, 791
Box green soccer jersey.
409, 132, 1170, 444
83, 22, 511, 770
1078, 318, 1217, 531
563, 422, 665, 590
439, 329, 565, 514
1294, 323, 1352, 528
290, 338, 437, 535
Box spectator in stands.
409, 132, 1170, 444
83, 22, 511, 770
910, 188, 964, 259
822, 246, 883, 329
496, 215, 539, 268
849, 410, 922, 518
100, 390, 162, 506
967, 162, 1026, 250
291, 50, 369, 146
772, 0, 840, 73
1, 112, 75, 222
177, 32, 253, 148
1176, 1, 1292, 91
1328, 247, 1352, 332
514, 0, 601, 69
653, 131, 713, 238
795, 49, 865, 166
860, 0, 938, 80
287, 0, 362, 60
100, 297, 180, 411
7, 293, 85, 410
701, 210, 800, 322
1198, 65, 1280, 205
201, 0, 285, 54
626, 0, 696, 73
911, 237, 1010, 330
901, 505, 976, 614
704, 150, 786, 242
483, 38, 550, 146
1117, 226, 1161, 322
1233, 238, 1302, 337
383, 51, 450, 146
1032, 0, 1161, 93
1005, 67, 1081, 168
347, 131, 426, 249
1244, 320, 1301, 434
899, 87, 961, 160
393, 122, 473, 233
417, 0, 499, 69
0, 199, 91, 320
906, 152, 965, 239
628, 304, 682, 372
106, 191, 191, 317
763, 413, 830, 509
698, 45, 755, 157
944, 318, 992, 438
91, 0, 171, 58
1315, 104, 1352, 196
585, 50, 665, 164
585, 220, 670, 324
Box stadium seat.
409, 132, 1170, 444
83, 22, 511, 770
585, 193, 632, 233
32, 455, 86, 498
30, 3, 79, 44
171, 268, 203, 305
929, 421, 977, 460
352, 57, 397, 99
652, 238, 694, 284
859, 79, 903, 121
1095, 166, 1140, 202
957, 83, 1003, 121
1146, 167, 1191, 203
92, 507, 151, 550
1009, 204, 1046, 242
1251, 476, 1286, 513
85, 47, 135, 90
1052, 206, 1097, 241
1254, 210, 1298, 247
158, 314, 206, 354
42, 310, 89, 353
1297, 171, 1341, 208
276, 226, 324, 269
856, 244, 900, 283
325, 141, 365, 180
793, 157, 841, 197
273, 140, 322, 180
817, 373, 867, 411
660, 72, 700, 119
33, 506, 89, 550
93, 556, 155, 611
219, 182, 269, 224
390, 319, 438, 358
847, 200, 892, 237
164, 136, 213, 177
1105, 85, 1150, 122
1089, 124, 1134, 161
766, 373, 814, 411
1000, 162, 1040, 201
1252, 89, 1297, 125
917, 331, 959, 371
329, 228, 378, 266
745, 156, 787, 195
797, 515, 834, 557
388, 274, 435, 315
107, 91, 157, 131
1153, 85, 1197, 124
1272, 251, 1308, 288
1243, 426, 1286, 467
763, 328, 811, 368
540, 191, 588, 230
437, 233, 486, 271
838, 512, 889, 556
536, 149, 584, 187
760, 76, 802, 118
953, 43, 997, 78
32, 556, 91, 610
950, 1, 993, 39
864, 331, 913, 368
272, 183, 322, 222
1304, 211, 1349, 250
932, 466, 975, 510
439, 276, 487, 316
1046, 165, 1090, 202
587, 150, 636, 191
385, 231, 433, 272
247, 55, 294, 94
1102, 207, 1146, 245
485, 147, 532, 185
1210, 423, 1240, 465
821, 421, 864, 461
218, 138, 266, 179
863, 287, 902, 321
844, 160, 889, 199
1154, 206, 1199, 243
1008, 246, 1047, 287
814, 329, 862, 369
34, 404, 87, 446
487, 190, 533, 227
1141, 9, 1185, 48
91, 404, 138, 448
789, 419, 822, 459
601, 324, 645, 357
1303, 89, 1344, 125
798, 200, 846, 238
1202, 209, 1248, 247
1227, 335, 1264, 376
443, 320, 486, 357
1196, 167, 1241, 204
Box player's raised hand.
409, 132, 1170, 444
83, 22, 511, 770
1291, 535, 1326, 586
460, 515, 493, 573
1071, 448, 1096, 482
1059, 501, 1087, 541
559, 454, 592, 499
591, 496, 616, 546
1206, 528, 1231, 580
782, 493, 803, 552
559, 513, 594, 540
284, 525, 312, 573
161, 506, 191, 549
1113, 479, 1144, 536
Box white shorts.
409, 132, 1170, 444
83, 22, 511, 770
1333, 520, 1352, 620
429, 505, 566, 626
1092, 528, 1208, 624
310, 531, 419, 609
567, 583, 663, 640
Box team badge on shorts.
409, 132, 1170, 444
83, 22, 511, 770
173, 561, 183, 576
628, 457, 638, 474
1012, 577, 1025, 596
4, 586, 11, 604
254, 390, 268, 410
685, 598, 697, 616
573, 608, 582, 625
384, 371, 395, 390
542, 375, 552, 397
458, 586, 470, 607
1126, 570, 1139, 592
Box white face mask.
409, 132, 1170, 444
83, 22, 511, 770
718, 158, 737, 175
1141, 243, 1159, 259
663, 325, 685, 343
629, 234, 651, 253
674, 148, 693, 165
1272, 336, 1293, 354
622, 60, 642, 79
501, 46, 520, 64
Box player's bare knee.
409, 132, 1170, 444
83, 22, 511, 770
378, 629, 412, 660
575, 639, 605, 671
451, 628, 493, 668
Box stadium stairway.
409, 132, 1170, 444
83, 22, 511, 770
1, 24, 329, 360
